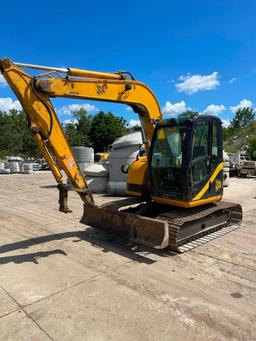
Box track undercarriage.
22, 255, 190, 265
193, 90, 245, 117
81, 198, 242, 252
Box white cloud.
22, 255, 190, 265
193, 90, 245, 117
202, 104, 225, 116
128, 119, 141, 127
162, 100, 187, 115
175, 72, 220, 95
230, 99, 253, 113
62, 118, 78, 125
221, 119, 231, 128
228, 77, 237, 84
126, 106, 133, 111
0, 97, 22, 112
58, 103, 99, 116
0, 75, 7, 88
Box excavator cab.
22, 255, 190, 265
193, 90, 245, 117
149, 115, 223, 207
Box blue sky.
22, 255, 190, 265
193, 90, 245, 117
1, 0, 256, 127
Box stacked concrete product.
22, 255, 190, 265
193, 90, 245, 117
0, 162, 10, 174
72, 146, 94, 172
23, 163, 34, 174
84, 164, 108, 193
223, 150, 230, 187
32, 163, 40, 171
20, 162, 24, 173
8, 161, 20, 173
1, 169, 10, 174
107, 130, 143, 195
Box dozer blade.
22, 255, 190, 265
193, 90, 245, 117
80, 204, 169, 249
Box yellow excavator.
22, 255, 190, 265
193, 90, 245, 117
0, 58, 242, 252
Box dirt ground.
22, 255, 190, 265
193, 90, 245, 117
0, 172, 255, 341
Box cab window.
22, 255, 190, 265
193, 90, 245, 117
192, 121, 210, 183
211, 122, 219, 170
152, 127, 183, 168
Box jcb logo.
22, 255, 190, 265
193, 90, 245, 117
215, 179, 222, 191
96, 84, 107, 95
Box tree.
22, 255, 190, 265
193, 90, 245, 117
0, 110, 40, 158
230, 107, 255, 130
0, 107, 129, 158
222, 127, 233, 141
181, 110, 199, 117
63, 109, 128, 151
64, 108, 92, 146
89, 111, 128, 152
247, 136, 256, 160
224, 145, 238, 154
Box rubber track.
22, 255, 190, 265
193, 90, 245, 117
157, 201, 242, 253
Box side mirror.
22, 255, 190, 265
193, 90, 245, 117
121, 164, 130, 174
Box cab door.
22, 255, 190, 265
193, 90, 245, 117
209, 118, 223, 197
191, 117, 223, 201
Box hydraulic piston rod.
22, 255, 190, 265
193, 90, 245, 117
14, 62, 68, 73
14, 62, 124, 80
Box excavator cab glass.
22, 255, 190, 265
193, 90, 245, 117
149, 116, 223, 204
149, 120, 190, 200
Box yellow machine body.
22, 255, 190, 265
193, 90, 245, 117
0, 58, 242, 251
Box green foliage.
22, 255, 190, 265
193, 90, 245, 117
0, 107, 129, 158
64, 109, 93, 146
179, 110, 199, 120
89, 111, 128, 152
247, 136, 256, 160
0, 110, 41, 158
64, 109, 128, 152
230, 107, 255, 130
225, 145, 238, 154
222, 127, 233, 141
182, 110, 199, 116
222, 108, 256, 149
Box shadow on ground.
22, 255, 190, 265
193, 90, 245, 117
40, 185, 57, 189
0, 249, 67, 264
0, 228, 177, 265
